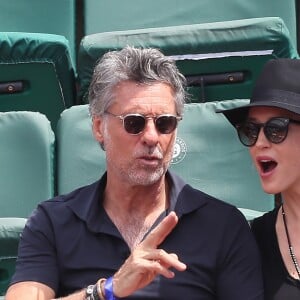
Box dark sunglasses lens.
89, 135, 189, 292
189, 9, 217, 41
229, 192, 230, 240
264, 119, 288, 143
123, 115, 146, 134
156, 116, 178, 134
237, 123, 259, 146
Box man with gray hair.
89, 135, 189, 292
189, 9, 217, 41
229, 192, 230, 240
6, 46, 263, 300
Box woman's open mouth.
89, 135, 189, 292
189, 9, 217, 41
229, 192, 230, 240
258, 159, 278, 174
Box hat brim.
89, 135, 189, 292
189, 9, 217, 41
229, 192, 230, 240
217, 105, 250, 127
219, 59, 300, 127
218, 100, 300, 127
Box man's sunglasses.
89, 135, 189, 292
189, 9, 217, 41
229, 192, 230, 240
104, 111, 182, 135
236, 117, 300, 147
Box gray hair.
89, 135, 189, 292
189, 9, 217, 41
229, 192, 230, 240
88, 46, 187, 117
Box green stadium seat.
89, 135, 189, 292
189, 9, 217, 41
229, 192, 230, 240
0, 218, 27, 296
78, 17, 298, 103
0, 111, 55, 218
0, 111, 54, 295
0, 1, 76, 64
170, 100, 274, 219
83, 0, 298, 50
56, 103, 273, 220
57, 105, 106, 195
0, 32, 76, 131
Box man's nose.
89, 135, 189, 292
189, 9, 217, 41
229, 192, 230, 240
141, 119, 160, 146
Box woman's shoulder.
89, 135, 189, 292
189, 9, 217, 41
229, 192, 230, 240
250, 206, 280, 242
252, 206, 279, 226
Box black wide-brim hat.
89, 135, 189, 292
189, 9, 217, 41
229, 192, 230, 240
218, 58, 300, 127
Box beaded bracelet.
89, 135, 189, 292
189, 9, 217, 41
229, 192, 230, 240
96, 278, 106, 300
104, 276, 119, 300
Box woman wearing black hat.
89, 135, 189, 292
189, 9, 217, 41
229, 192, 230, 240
220, 58, 300, 300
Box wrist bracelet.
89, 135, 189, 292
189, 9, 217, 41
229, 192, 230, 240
104, 276, 119, 300
85, 285, 94, 300
85, 278, 106, 300
96, 278, 106, 300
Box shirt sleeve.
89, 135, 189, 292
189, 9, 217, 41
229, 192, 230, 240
10, 204, 59, 292
216, 208, 264, 300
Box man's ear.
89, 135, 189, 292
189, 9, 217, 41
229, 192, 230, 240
92, 116, 104, 144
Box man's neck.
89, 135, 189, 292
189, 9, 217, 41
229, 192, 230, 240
104, 175, 168, 212
103, 176, 169, 249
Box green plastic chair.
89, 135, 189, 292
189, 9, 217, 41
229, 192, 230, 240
0, 0, 76, 64
78, 17, 298, 103
0, 218, 27, 296
56, 103, 274, 220
57, 105, 106, 195
170, 100, 274, 220
0, 111, 55, 218
0, 111, 54, 295
0, 32, 76, 132
83, 0, 298, 49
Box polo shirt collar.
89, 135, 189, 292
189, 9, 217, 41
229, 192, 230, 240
66, 174, 111, 234
169, 171, 208, 216
67, 171, 208, 233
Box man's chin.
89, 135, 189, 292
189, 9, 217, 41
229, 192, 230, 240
128, 169, 165, 186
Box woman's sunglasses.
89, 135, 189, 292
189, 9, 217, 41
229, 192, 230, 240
236, 117, 300, 147
104, 111, 182, 135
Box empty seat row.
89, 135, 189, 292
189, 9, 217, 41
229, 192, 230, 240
78, 17, 298, 104
0, 0, 298, 65
0, 17, 298, 134
83, 0, 299, 54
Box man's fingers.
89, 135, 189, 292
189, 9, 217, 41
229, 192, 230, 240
142, 212, 178, 248
150, 251, 187, 273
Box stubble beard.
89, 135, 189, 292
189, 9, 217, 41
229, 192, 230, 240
103, 122, 174, 186
107, 148, 169, 186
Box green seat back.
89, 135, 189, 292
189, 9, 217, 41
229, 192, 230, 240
57, 105, 106, 195
83, 0, 298, 49
0, 218, 26, 295
170, 100, 274, 220
0, 111, 54, 218
0, 32, 76, 132
57, 103, 273, 220
0, 1, 76, 64
78, 17, 298, 103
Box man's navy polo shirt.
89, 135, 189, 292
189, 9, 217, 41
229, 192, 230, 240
11, 171, 263, 299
